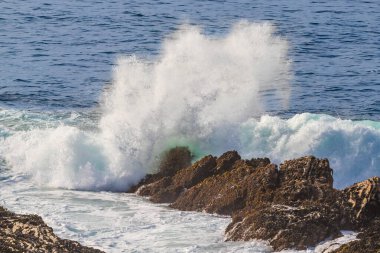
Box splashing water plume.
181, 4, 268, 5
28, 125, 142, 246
2, 21, 380, 190
99, 21, 292, 176
12, 21, 380, 191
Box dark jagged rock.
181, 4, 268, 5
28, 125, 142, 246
342, 176, 380, 226
172, 155, 217, 189
331, 217, 380, 253
171, 160, 273, 215
171, 159, 257, 215
226, 204, 342, 251
0, 206, 103, 253
224, 156, 347, 250
214, 150, 241, 174
143, 155, 217, 203
129, 149, 380, 252
127, 146, 192, 193
274, 156, 334, 202
158, 146, 192, 177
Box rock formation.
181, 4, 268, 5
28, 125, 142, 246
130, 147, 380, 252
331, 177, 380, 253
0, 206, 103, 253
331, 217, 380, 253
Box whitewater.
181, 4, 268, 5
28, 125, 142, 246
0, 20, 378, 252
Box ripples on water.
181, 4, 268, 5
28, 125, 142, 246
0, 2, 379, 252
0, 0, 379, 119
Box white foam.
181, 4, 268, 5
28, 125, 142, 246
0, 22, 379, 191
236, 113, 380, 188
276, 230, 358, 253
98, 20, 291, 172
0, 21, 292, 191
0, 176, 272, 253
0, 174, 358, 253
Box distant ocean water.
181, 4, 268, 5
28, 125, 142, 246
0, 0, 379, 252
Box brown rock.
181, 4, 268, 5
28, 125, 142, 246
279, 156, 333, 188
137, 176, 173, 197
331, 217, 380, 253
128, 149, 379, 252
247, 157, 271, 168
214, 151, 241, 174
0, 206, 103, 253
158, 146, 192, 177
170, 155, 272, 215
127, 146, 192, 193
172, 155, 217, 189
225, 205, 342, 251
127, 173, 163, 193
171, 159, 258, 215
135, 155, 217, 203
224, 156, 343, 250
275, 156, 334, 203
342, 176, 380, 226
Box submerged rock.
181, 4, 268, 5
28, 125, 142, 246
129, 149, 380, 252
0, 206, 103, 253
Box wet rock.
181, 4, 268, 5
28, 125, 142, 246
224, 156, 344, 250
0, 206, 103, 253
247, 157, 271, 168
137, 176, 173, 197
342, 176, 380, 226
129, 149, 380, 251
225, 205, 342, 251
136, 155, 217, 203
214, 151, 241, 174
171, 159, 258, 215
158, 146, 192, 177
127, 146, 192, 193
331, 217, 380, 253
274, 156, 334, 203
279, 156, 333, 188
172, 155, 217, 189
126, 173, 163, 193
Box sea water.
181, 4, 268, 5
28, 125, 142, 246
0, 0, 379, 252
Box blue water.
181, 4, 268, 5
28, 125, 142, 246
1, 0, 379, 190
0, 1, 379, 252
1, 0, 379, 118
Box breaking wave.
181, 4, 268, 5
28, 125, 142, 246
0, 22, 377, 190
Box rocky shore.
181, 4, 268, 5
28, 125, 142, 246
0, 206, 104, 253
129, 147, 380, 252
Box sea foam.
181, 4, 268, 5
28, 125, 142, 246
0, 22, 378, 191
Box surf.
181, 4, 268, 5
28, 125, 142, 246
0, 21, 378, 191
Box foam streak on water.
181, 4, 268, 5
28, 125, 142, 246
0, 171, 356, 253
0, 174, 272, 253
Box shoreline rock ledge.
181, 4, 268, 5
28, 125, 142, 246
0, 206, 104, 253
129, 147, 380, 252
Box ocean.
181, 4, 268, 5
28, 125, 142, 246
0, 0, 379, 252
